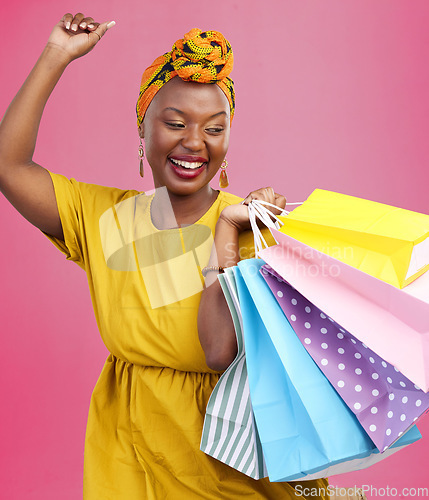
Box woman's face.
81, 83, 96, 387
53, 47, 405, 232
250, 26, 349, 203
140, 77, 231, 196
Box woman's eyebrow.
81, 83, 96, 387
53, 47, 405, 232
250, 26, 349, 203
163, 107, 227, 119
163, 107, 185, 115
210, 111, 228, 118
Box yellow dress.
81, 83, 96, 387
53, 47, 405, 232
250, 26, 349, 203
45, 172, 329, 499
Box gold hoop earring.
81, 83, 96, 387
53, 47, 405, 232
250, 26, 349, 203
219, 159, 229, 188
138, 139, 145, 178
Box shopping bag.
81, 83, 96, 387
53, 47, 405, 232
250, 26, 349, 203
200, 269, 267, 479
201, 265, 420, 480
259, 231, 429, 392
235, 259, 421, 482
260, 263, 429, 451
278, 189, 429, 288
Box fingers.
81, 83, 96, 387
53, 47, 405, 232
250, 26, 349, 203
242, 187, 275, 206
275, 192, 287, 210
79, 17, 94, 30
242, 188, 287, 218
60, 13, 115, 36
61, 12, 91, 31
70, 13, 85, 32
92, 21, 116, 41
61, 13, 74, 31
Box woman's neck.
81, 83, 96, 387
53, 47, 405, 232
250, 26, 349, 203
151, 185, 219, 229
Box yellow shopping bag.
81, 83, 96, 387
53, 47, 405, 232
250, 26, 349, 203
279, 189, 429, 289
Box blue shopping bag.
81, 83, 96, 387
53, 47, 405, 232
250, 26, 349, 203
235, 258, 421, 482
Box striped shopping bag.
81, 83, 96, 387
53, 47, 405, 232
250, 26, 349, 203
200, 268, 267, 479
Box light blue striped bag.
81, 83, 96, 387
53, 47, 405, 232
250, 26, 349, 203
200, 268, 267, 479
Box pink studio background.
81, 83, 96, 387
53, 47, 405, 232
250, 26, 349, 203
1, 1, 428, 498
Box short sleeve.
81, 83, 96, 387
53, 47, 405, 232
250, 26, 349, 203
43, 171, 140, 270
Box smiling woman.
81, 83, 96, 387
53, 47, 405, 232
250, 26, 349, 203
0, 12, 326, 500
140, 78, 230, 199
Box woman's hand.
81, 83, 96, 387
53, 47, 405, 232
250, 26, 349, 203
46, 13, 115, 63
219, 187, 287, 233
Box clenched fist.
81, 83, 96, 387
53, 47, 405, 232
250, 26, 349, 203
46, 12, 115, 63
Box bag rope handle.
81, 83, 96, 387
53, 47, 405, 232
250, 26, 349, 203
246, 199, 303, 257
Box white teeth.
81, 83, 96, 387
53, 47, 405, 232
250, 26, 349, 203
170, 159, 204, 169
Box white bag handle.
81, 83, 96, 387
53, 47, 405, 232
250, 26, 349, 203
246, 199, 302, 257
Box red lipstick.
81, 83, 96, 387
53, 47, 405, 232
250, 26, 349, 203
168, 156, 208, 180
169, 155, 208, 162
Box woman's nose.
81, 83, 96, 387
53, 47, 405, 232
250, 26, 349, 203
181, 125, 204, 151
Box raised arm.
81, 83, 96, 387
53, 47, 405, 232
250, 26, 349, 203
0, 13, 115, 240
198, 188, 286, 371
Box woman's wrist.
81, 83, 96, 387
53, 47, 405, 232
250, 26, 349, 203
203, 217, 240, 286
42, 43, 73, 69
218, 206, 250, 234
213, 217, 241, 268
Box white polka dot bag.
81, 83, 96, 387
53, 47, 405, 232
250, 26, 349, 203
234, 258, 421, 482
259, 263, 429, 452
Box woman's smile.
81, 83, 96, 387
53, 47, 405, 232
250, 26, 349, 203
168, 154, 208, 179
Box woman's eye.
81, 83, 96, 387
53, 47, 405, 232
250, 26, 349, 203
206, 128, 224, 134
166, 122, 185, 128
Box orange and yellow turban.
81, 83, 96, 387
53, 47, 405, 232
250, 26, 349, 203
136, 28, 235, 126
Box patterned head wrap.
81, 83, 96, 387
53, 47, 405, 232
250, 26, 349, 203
136, 28, 235, 127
